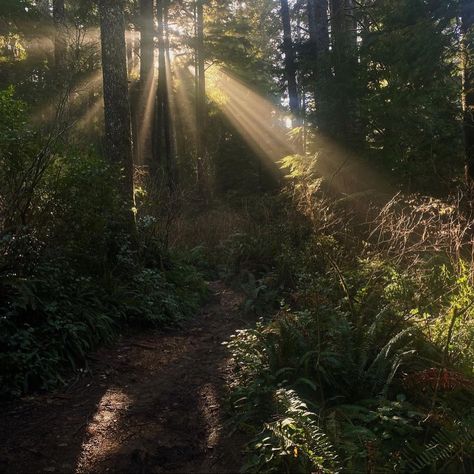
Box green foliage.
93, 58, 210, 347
0, 90, 208, 399
405, 413, 474, 473
222, 191, 474, 473
0, 245, 207, 398
359, 0, 462, 185
113, 256, 208, 327
0, 261, 115, 398
228, 304, 473, 471
244, 389, 340, 474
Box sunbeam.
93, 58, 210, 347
204, 65, 391, 196
204, 65, 297, 171
172, 63, 198, 145
135, 66, 157, 165
75, 95, 103, 130
30, 69, 103, 124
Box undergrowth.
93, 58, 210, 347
0, 89, 207, 399
219, 158, 474, 472
0, 245, 207, 399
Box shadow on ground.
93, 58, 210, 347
0, 282, 249, 474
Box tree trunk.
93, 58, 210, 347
329, 0, 359, 145
308, 0, 329, 52
195, 0, 207, 194
99, 0, 136, 230
280, 0, 300, 120
154, 0, 165, 167
307, 0, 329, 131
53, 0, 66, 71
136, 0, 155, 165
462, 0, 474, 183
139, 0, 154, 83
154, 0, 175, 190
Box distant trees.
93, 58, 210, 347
0, 0, 470, 196
299, 0, 463, 188
90, 0, 467, 195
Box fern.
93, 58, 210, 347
405, 416, 474, 472
246, 389, 340, 473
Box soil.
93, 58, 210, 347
0, 282, 249, 474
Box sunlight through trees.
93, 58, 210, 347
0, 1, 473, 473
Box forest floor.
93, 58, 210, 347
0, 281, 248, 474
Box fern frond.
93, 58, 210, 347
405, 417, 474, 472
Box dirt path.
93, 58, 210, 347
0, 282, 248, 474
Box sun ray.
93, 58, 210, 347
30, 69, 103, 124
172, 63, 198, 145
75, 95, 104, 130
135, 66, 157, 165
203, 65, 296, 171
202, 64, 392, 196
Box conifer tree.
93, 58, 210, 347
99, 0, 136, 231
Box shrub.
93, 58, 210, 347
223, 185, 474, 472
0, 89, 208, 399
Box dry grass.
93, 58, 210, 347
169, 206, 251, 250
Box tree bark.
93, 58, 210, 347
195, 0, 207, 194
280, 0, 300, 119
139, 0, 155, 83
153, 0, 175, 190
329, 0, 359, 146
462, 0, 474, 183
307, 0, 329, 131
53, 0, 66, 71
98, 0, 136, 230
308, 0, 329, 52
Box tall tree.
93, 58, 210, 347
53, 0, 66, 70
280, 0, 300, 119
329, 0, 359, 146
462, 0, 474, 184
153, 0, 175, 189
139, 0, 155, 83
135, 0, 155, 164
98, 0, 135, 229
307, 0, 329, 131
195, 0, 207, 193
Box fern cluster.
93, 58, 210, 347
223, 193, 474, 473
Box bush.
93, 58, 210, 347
0, 89, 208, 399
0, 243, 208, 399
223, 185, 474, 473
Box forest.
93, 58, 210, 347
0, 0, 473, 472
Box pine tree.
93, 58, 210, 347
196, 0, 207, 194
280, 0, 300, 120
307, 0, 330, 132
98, 0, 136, 231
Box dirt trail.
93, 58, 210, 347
0, 282, 247, 474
